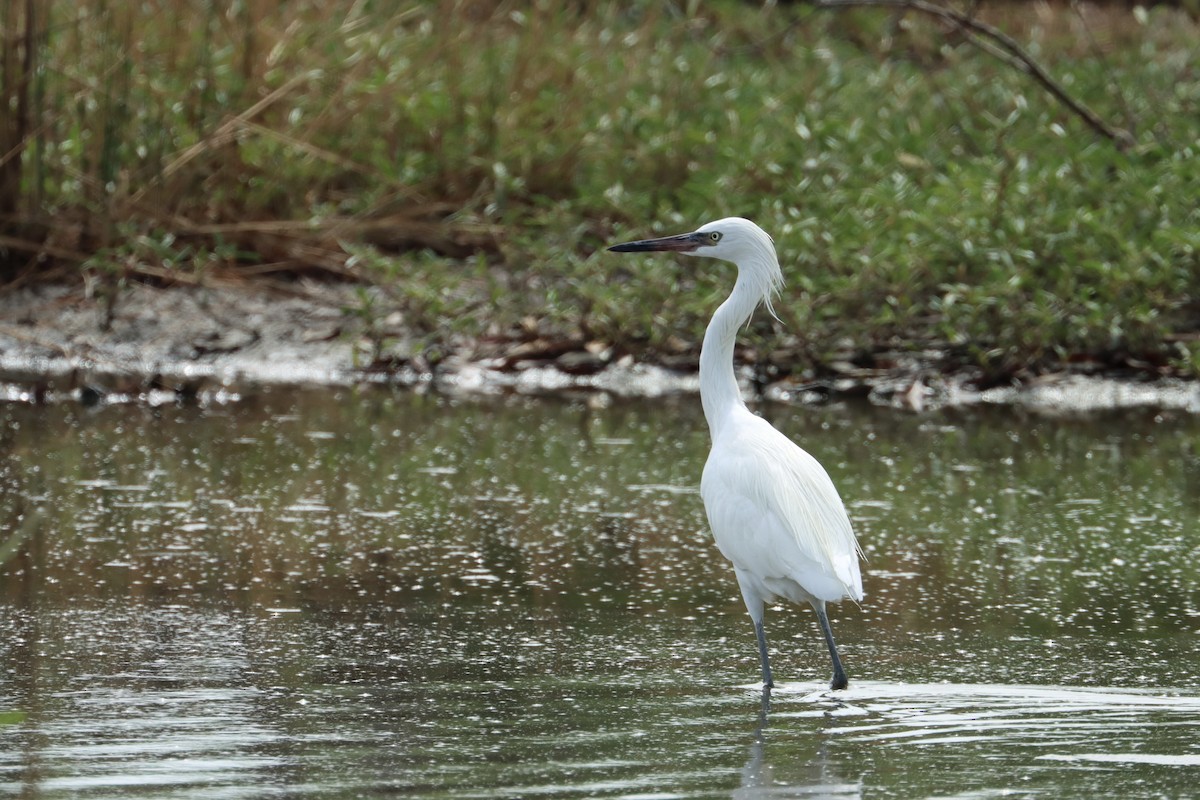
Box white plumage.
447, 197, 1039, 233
609, 217, 863, 690
702, 412, 863, 602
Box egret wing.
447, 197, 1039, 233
700, 415, 863, 602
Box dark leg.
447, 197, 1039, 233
814, 603, 848, 691
755, 685, 771, 737
754, 617, 774, 688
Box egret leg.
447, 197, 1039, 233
755, 686, 771, 737
814, 603, 848, 691
754, 617, 774, 688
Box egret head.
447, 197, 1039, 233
608, 217, 783, 307
608, 216, 773, 261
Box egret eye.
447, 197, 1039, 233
708, 232, 722, 243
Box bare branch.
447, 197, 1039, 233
809, 0, 1137, 150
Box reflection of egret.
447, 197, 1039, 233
609, 218, 863, 690
737, 689, 862, 800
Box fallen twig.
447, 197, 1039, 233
0, 233, 87, 263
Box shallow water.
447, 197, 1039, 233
1, 389, 1199, 798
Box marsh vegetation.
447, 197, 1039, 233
1, 1, 1198, 384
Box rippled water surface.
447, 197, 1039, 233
2, 389, 1199, 798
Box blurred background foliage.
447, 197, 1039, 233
0, 0, 1197, 379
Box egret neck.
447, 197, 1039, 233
699, 255, 776, 439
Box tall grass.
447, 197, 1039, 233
1, 1, 1198, 378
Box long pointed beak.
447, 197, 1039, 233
608, 231, 703, 253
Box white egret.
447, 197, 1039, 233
608, 217, 863, 690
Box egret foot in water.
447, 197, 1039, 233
814, 603, 848, 691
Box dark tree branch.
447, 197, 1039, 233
810, 0, 1137, 151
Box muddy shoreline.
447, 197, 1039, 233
2, 283, 1197, 414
